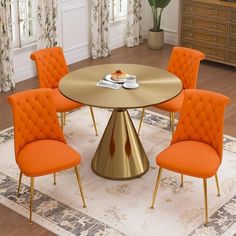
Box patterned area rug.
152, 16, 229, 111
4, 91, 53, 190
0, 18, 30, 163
0, 107, 236, 236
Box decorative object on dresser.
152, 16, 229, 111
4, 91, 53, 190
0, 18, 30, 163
180, 0, 236, 66
147, 0, 171, 49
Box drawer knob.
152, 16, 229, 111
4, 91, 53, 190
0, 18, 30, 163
189, 33, 193, 36
214, 25, 217, 28
215, 11, 219, 15
213, 38, 217, 41
189, 20, 193, 24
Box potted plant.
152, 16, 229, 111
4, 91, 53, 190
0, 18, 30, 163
148, 0, 171, 49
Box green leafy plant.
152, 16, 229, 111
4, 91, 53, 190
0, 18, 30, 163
148, 0, 171, 32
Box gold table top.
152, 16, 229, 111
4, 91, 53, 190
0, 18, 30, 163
59, 64, 182, 109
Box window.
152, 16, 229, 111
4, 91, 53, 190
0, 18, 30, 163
110, 0, 127, 21
11, 0, 38, 48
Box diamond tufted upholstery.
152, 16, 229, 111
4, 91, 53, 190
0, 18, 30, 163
157, 89, 230, 177
31, 47, 69, 89
8, 89, 65, 158
138, 47, 205, 136
167, 47, 205, 90
151, 89, 230, 224
30, 47, 81, 113
30, 47, 98, 136
8, 89, 86, 221
172, 89, 229, 159
155, 47, 205, 112
8, 89, 81, 176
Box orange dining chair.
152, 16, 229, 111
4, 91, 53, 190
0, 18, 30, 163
138, 46, 205, 135
30, 47, 98, 135
150, 89, 230, 225
8, 88, 86, 222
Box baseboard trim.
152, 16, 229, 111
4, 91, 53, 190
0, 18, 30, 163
64, 44, 90, 65
14, 65, 36, 83
111, 36, 125, 50
164, 30, 179, 45
143, 29, 178, 45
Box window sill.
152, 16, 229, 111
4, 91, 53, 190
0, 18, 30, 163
13, 43, 37, 56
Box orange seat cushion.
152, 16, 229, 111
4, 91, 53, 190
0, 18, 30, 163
156, 141, 221, 178
17, 140, 81, 177
52, 88, 82, 112
154, 90, 184, 112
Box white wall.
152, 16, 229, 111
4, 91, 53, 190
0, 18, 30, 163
57, 0, 127, 65
13, 0, 179, 83
57, 0, 91, 65
13, 45, 37, 83
143, 0, 180, 45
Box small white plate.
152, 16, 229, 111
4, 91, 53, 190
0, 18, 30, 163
104, 74, 128, 84
122, 82, 139, 89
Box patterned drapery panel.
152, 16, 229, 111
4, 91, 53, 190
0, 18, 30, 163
126, 0, 143, 47
91, 0, 111, 59
37, 0, 58, 49
0, 0, 15, 92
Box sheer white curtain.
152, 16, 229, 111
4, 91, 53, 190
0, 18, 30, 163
91, 0, 111, 59
126, 0, 143, 47
0, 0, 15, 92
37, 0, 58, 49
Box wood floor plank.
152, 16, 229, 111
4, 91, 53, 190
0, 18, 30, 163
0, 205, 55, 236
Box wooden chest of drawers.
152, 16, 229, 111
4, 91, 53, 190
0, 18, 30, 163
180, 0, 236, 66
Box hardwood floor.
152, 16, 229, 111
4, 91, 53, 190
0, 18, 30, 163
0, 42, 235, 235
0, 205, 55, 236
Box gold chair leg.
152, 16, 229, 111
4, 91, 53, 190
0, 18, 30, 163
63, 112, 66, 126
138, 108, 145, 135
203, 178, 208, 226
53, 173, 56, 185
74, 166, 86, 208
151, 167, 163, 209
17, 171, 23, 196
170, 112, 175, 136
215, 173, 220, 197
169, 112, 172, 126
30, 177, 34, 223
180, 174, 184, 187
60, 112, 64, 131
89, 106, 98, 136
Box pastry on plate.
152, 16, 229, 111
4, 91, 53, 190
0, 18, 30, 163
111, 70, 126, 81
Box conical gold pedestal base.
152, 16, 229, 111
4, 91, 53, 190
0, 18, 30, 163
92, 109, 149, 180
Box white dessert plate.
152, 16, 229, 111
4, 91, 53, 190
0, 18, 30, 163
122, 82, 139, 89
104, 74, 129, 84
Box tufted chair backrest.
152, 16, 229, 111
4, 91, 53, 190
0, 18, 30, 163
172, 89, 229, 160
8, 89, 66, 158
30, 47, 69, 89
167, 47, 205, 90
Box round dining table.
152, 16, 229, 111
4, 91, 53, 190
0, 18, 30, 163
59, 64, 182, 180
